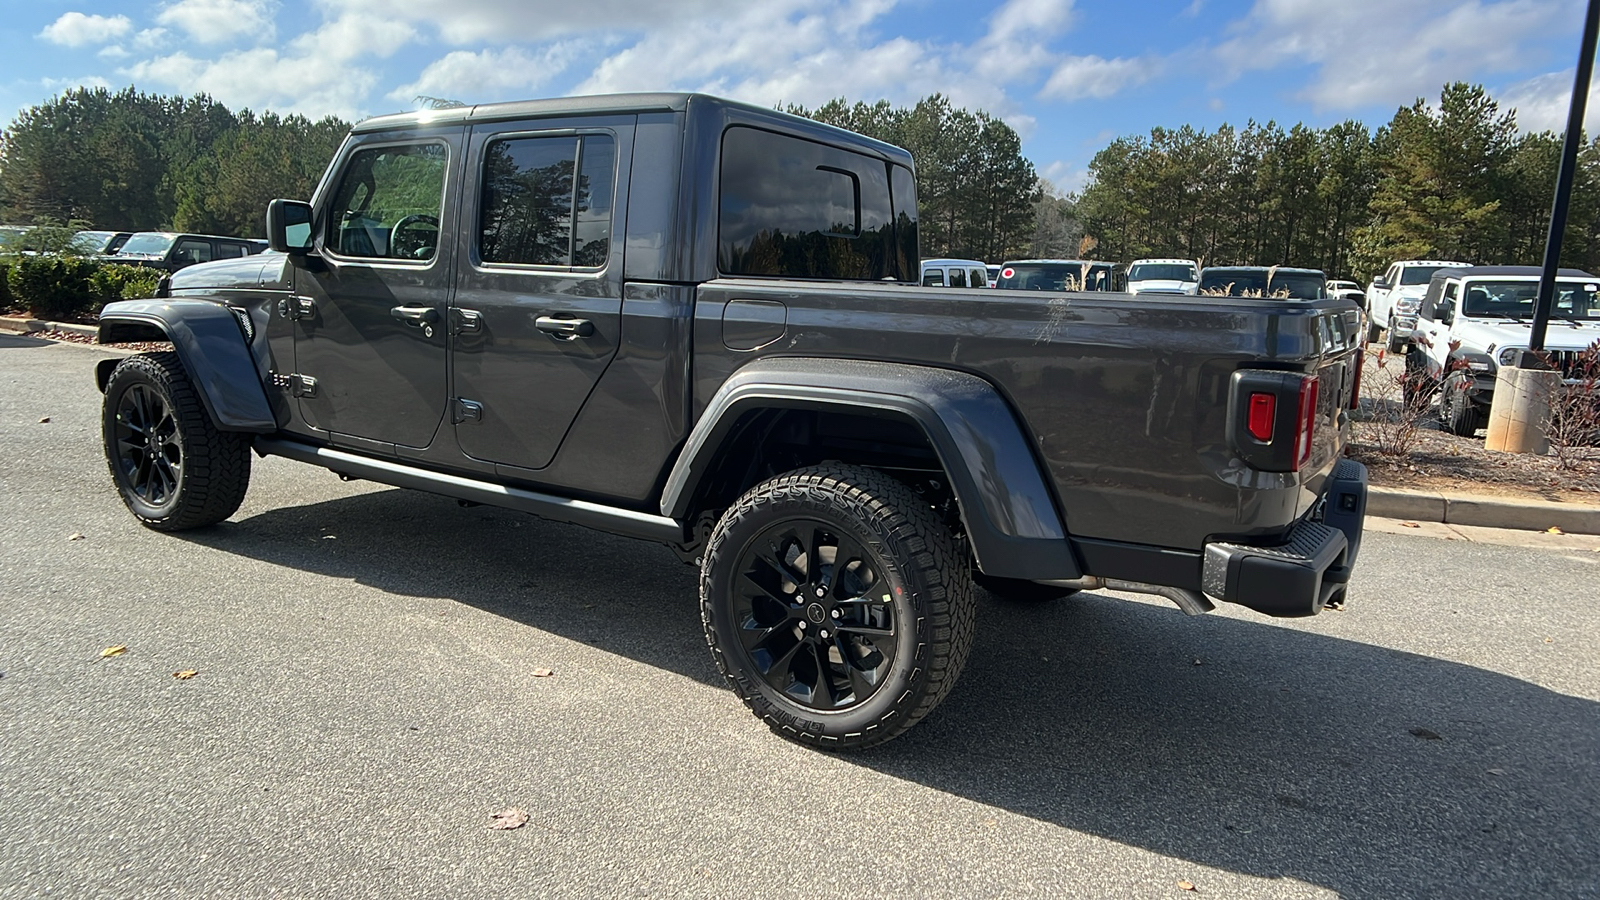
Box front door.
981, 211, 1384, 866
294, 132, 461, 449
448, 117, 633, 471
1418, 281, 1458, 376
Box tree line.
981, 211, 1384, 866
3, 83, 1596, 282
0, 87, 348, 238
1073, 82, 1600, 280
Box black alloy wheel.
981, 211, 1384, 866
1439, 371, 1481, 437
730, 520, 900, 711
701, 464, 975, 750
103, 352, 251, 530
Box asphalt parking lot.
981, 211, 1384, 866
3, 336, 1598, 899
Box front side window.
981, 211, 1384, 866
327, 143, 447, 261
719, 126, 906, 281
479, 133, 616, 268
949, 268, 967, 288
922, 271, 944, 286
173, 239, 212, 265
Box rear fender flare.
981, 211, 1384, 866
96, 298, 276, 432
661, 358, 1081, 580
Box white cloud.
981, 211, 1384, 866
124, 47, 374, 119
1211, 0, 1566, 110
39, 12, 133, 47
390, 43, 583, 105
41, 75, 115, 93
1041, 55, 1159, 100
1042, 159, 1089, 193
1499, 69, 1599, 133
156, 0, 277, 45
975, 0, 1076, 82
98, 45, 131, 60
310, 0, 746, 46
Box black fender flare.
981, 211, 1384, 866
95, 298, 276, 432
660, 358, 1081, 581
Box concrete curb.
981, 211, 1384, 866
1368, 486, 1600, 535
0, 316, 98, 338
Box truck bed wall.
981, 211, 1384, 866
691, 280, 1361, 550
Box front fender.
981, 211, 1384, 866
661, 358, 1080, 580
96, 298, 276, 432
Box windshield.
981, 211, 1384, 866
1199, 271, 1325, 299
116, 233, 176, 256
72, 231, 116, 253
1462, 280, 1600, 320
996, 263, 1114, 291
1400, 265, 1453, 286
1128, 263, 1197, 283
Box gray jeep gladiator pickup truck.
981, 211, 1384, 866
94, 93, 1369, 749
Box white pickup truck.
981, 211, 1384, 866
1410, 265, 1600, 435
1366, 260, 1471, 351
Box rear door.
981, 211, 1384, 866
448, 115, 633, 471
293, 130, 461, 449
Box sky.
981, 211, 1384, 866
2, 0, 1597, 193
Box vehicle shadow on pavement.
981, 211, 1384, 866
183, 487, 1599, 899
0, 333, 56, 349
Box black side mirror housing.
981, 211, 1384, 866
1438, 300, 1455, 325
266, 199, 315, 254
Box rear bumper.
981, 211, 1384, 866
1202, 459, 1368, 617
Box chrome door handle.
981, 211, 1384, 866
390, 306, 439, 325
535, 316, 594, 339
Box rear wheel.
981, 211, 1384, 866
102, 352, 251, 530
700, 464, 975, 750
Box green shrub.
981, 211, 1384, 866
8, 257, 101, 320
90, 264, 164, 301
0, 262, 13, 314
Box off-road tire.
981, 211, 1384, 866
973, 572, 1079, 603
700, 464, 975, 750
1366, 318, 1382, 345
1385, 319, 1408, 355
103, 352, 251, 530
1439, 372, 1481, 437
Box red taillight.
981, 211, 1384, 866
1348, 355, 1363, 410
1247, 392, 1276, 441
1294, 375, 1320, 470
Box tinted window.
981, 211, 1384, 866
922, 271, 944, 286
479, 133, 616, 268
1401, 265, 1451, 285
949, 268, 967, 288
118, 233, 175, 256
173, 239, 212, 265
216, 243, 246, 259
996, 263, 1113, 291
719, 126, 904, 281
891, 165, 918, 281
327, 143, 447, 260
970, 268, 987, 287
1463, 280, 1600, 320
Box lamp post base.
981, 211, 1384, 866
1484, 366, 1561, 454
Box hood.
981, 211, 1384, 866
167, 252, 292, 293
1129, 279, 1197, 295
1456, 317, 1600, 354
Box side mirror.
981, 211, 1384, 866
1438, 299, 1455, 325
266, 199, 314, 254
1371, 277, 1390, 290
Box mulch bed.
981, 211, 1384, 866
1351, 423, 1600, 503
23, 328, 173, 353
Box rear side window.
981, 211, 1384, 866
970, 268, 987, 287
719, 126, 913, 281
922, 270, 944, 286
949, 269, 967, 288
216, 243, 246, 259
173, 239, 212, 265
479, 133, 616, 268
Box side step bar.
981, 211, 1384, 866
254, 437, 685, 545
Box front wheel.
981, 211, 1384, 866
103, 352, 251, 530
700, 465, 975, 750
1439, 372, 1482, 437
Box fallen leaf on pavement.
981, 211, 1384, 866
39, 416, 51, 423
173, 670, 198, 680
1400, 521, 1420, 528
1177, 880, 1197, 891
1409, 727, 1442, 740
67, 532, 85, 541
100, 645, 127, 658
488, 808, 529, 830
1487, 768, 1506, 776
532, 668, 554, 678
1546, 526, 1565, 535
322, 534, 337, 540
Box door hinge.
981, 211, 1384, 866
453, 398, 483, 424
452, 308, 484, 335
269, 372, 319, 397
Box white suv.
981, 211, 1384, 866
1126, 258, 1199, 295
1367, 259, 1471, 351
1410, 266, 1600, 435
920, 258, 991, 289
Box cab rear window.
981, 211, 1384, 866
718, 126, 916, 281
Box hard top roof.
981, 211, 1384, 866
1003, 258, 1116, 267
1434, 265, 1595, 280
1394, 259, 1471, 267
922, 258, 989, 267
1201, 265, 1324, 275
1128, 258, 1198, 265
351, 92, 913, 165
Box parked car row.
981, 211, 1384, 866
920, 256, 1335, 300
1, 226, 266, 272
